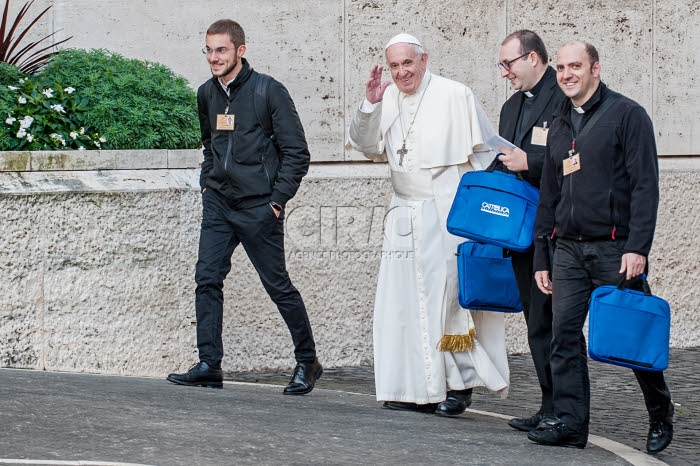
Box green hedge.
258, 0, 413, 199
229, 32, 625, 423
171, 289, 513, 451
35, 49, 201, 150
0, 62, 26, 86
0, 63, 27, 149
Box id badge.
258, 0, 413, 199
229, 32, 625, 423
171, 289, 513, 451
531, 126, 548, 146
216, 114, 235, 131
562, 151, 581, 176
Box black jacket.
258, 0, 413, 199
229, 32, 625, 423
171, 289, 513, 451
533, 83, 660, 271
197, 58, 310, 208
491, 66, 566, 189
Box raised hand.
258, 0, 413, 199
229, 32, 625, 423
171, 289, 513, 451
366, 65, 391, 104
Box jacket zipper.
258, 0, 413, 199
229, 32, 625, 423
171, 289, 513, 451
224, 131, 233, 173
217, 81, 237, 177
609, 189, 617, 239
262, 154, 271, 187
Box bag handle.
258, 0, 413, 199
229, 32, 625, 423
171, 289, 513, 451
616, 273, 652, 296
485, 154, 526, 181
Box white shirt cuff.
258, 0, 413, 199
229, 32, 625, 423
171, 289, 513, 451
360, 99, 380, 113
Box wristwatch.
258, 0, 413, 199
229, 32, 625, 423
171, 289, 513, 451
270, 201, 283, 212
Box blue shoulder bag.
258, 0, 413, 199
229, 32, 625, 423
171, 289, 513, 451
456, 241, 523, 313
447, 169, 540, 252
588, 275, 670, 371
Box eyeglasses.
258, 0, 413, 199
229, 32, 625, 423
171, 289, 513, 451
496, 52, 530, 71
202, 47, 233, 56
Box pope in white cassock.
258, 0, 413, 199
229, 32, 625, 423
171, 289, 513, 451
346, 33, 510, 416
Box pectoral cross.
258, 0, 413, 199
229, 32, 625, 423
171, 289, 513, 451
397, 144, 408, 166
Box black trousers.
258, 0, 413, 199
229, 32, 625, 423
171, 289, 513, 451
550, 239, 672, 434
510, 249, 554, 415
194, 190, 316, 368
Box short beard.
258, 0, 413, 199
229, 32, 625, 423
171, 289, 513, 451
213, 59, 239, 79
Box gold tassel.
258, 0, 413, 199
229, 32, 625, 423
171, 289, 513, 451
437, 327, 477, 352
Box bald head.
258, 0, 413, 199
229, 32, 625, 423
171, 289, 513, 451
561, 41, 599, 66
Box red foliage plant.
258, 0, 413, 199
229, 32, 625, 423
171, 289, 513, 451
0, 0, 72, 73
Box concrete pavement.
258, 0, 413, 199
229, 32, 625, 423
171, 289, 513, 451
1, 348, 697, 465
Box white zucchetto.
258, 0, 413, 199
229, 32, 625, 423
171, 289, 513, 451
385, 33, 422, 50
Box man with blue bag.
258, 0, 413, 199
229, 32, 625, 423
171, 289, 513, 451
489, 30, 566, 433
530, 41, 674, 454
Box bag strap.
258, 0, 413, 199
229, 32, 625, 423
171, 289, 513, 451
616, 273, 652, 296
574, 94, 619, 145
485, 156, 527, 183
254, 73, 277, 148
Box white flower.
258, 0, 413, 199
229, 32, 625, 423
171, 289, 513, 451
64, 86, 75, 94
50, 133, 66, 146
19, 116, 34, 129
78, 146, 86, 151
8, 85, 18, 91
69, 131, 78, 140
50, 104, 66, 113
5, 116, 16, 125
18, 96, 27, 104
94, 140, 101, 148
26, 133, 34, 142
42, 88, 54, 98
99, 137, 106, 143
19, 78, 25, 84
16, 128, 26, 138
79, 127, 85, 135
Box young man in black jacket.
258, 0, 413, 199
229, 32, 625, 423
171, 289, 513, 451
167, 19, 322, 395
529, 41, 673, 454
491, 30, 565, 433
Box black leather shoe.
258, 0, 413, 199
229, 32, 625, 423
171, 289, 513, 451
283, 358, 323, 395
434, 389, 473, 417
646, 419, 673, 454
166, 361, 223, 389
527, 418, 587, 449
508, 412, 554, 432
383, 401, 440, 413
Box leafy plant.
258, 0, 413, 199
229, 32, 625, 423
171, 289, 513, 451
0, 61, 25, 148
0, 60, 24, 85
38, 49, 201, 150
1, 0, 72, 73
3, 73, 105, 150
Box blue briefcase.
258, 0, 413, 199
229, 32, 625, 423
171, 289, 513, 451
588, 275, 670, 371
447, 170, 540, 252
456, 241, 523, 312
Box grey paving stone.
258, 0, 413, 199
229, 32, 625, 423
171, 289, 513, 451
228, 348, 699, 466
0, 368, 631, 465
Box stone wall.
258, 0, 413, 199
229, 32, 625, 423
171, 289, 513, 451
5, 0, 699, 159
0, 152, 698, 376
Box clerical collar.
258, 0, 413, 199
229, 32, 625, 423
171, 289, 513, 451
572, 82, 605, 114
522, 70, 548, 99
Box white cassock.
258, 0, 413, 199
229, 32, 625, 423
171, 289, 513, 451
346, 69, 510, 404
